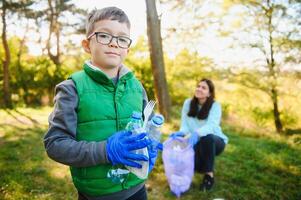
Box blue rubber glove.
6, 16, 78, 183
148, 148, 157, 173
169, 131, 199, 146
148, 140, 163, 173
169, 131, 185, 139
106, 130, 151, 168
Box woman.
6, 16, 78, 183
172, 78, 228, 191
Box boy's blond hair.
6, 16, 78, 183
86, 7, 131, 37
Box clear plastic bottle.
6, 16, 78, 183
125, 111, 144, 132
146, 114, 164, 151
125, 111, 149, 179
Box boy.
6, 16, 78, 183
44, 7, 158, 200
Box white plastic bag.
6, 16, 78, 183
162, 137, 195, 197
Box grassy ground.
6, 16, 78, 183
0, 108, 300, 200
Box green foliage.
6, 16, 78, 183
251, 107, 273, 127
166, 48, 215, 105
124, 36, 155, 99
1, 35, 300, 129
221, 102, 230, 120
0, 37, 72, 106
216, 78, 301, 131
280, 111, 298, 128
0, 0, 35, 14
125, 38, 216, 105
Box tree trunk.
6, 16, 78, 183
271, 88, 283, 133
1, 2, 12, 108
145, 0, 171, 121
17, 22, 31, 105
45, 0, 61, 105
267, 4, 283, 133
46, 0, 61, 68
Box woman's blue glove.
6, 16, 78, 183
106, 130, 151, 168
169, 131, 199, 146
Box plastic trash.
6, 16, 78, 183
146, 114, 164, 151
125, 111, 149, 179
107, 168, 130, 184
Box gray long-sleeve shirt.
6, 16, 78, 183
43, 64, 149, 200
44, 79, 110, 167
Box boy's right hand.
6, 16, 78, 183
106, 130, 151, 168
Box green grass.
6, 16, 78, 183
0, 107, 76, 199
0, 108, 300, 200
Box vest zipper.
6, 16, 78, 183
113, 86, 119, 131
114, 82, 127, 189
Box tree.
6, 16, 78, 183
125, 36, 155, 100
160, 0, 300, 132
0, 0, 34, 108
33, 0, 85, 70
31, 0, 86, 104
224, 0, 301, 133
145, 0, 171, 121
1, 1, 12, 108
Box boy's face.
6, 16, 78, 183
82, 20, 130, 69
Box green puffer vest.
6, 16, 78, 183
69, 63, 144, 196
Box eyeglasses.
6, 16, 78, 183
87, 32, 132, 49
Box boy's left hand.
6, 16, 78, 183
147, 140, 162, 173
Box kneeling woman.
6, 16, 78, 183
179, 79, 228, 191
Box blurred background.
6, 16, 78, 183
0, 0, 300, 199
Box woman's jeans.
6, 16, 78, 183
194, 134, 225, 173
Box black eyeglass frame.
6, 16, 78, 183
87, 32, 132, 49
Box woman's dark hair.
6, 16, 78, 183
187, 79, 215, 120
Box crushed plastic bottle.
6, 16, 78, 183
125, 111, 149, 179
146, 114, 164, 151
